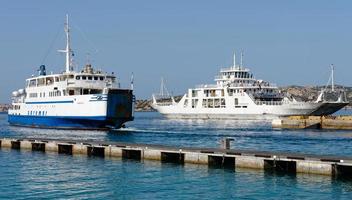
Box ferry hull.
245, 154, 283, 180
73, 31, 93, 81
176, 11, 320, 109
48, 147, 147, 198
153, 102, 347, 120
8, 89, 134, 130
8, 115, 124, 130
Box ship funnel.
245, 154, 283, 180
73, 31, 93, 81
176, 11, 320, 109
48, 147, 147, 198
39, 65, 46, 76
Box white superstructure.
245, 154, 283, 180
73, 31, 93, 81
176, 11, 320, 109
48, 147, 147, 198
152, 52, 348, 119
8, 15, 134, 129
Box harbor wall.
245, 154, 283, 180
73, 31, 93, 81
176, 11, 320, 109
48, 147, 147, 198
1, 138, 352, 177
272, 116, 352, 130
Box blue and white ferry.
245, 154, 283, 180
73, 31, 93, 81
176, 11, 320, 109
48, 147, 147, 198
8, 15, 134, 130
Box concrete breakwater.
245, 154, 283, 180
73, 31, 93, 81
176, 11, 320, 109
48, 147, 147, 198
1, 138, 352, 177
272, 116, 352, 129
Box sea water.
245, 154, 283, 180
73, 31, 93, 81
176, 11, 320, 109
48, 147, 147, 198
1, 111, 352, 199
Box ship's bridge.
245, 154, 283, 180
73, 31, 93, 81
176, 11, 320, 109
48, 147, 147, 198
211, 63, 278, 89
24, 64, 118, 98
215, 66, 254, 81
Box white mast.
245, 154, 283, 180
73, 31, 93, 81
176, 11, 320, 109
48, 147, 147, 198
240, 51, 244, 69
58, 14, 73, 73
331, 64, 334, 92
233, 51, 236, 68
160, 77, 164, 96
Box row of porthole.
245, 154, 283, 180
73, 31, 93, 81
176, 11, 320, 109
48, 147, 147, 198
27, 111, 48, 116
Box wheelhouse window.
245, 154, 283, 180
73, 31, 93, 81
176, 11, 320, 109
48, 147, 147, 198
59, 75, 67, 81
76, 76, 80, 80
88, 76, 92, 80
46, 77, 54, 85
38, 78, 45, 86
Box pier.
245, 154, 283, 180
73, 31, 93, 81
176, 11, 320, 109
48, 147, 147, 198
272, 115, 352, 129
1, 138, 352, 177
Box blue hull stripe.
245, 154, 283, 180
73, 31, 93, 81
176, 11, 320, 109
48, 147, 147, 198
8, 115, 125, 129
89, 100, 108, 102
26, 100, 74, 104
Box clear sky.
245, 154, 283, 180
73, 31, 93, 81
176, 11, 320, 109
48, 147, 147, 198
0, 0, 351, 102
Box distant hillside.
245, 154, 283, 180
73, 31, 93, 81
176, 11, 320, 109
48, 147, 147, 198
280, 85, 352, 102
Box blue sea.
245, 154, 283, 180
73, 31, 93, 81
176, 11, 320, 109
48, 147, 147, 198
1, 111, 352, 199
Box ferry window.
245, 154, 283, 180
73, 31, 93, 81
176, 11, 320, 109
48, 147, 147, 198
208, 99, 214, 108
228, 89, 233, 96
38, 78, 45, 86
90, 89, 102, 94
82, 76, 87, 80
29, 93, 37, 98
88, 76, 92, 80
83, 89, 89, 95
221, 99, 226, 107
242, 106, 247, 108
100, 77, 104, 81
63, 90, 66, 96
214, 99, 220, 108
31, 79, 37, 87
68, 75, 74, 79
202, 99, 207, 108
76, 76, 80, 80
55, 77, 59, 82
234, 98, 239, 105
46, 77, 54, 85
210, 90, 215, 97
59, 75, 67, 81
192, 90, 196, 97
39, 111, 41, 115
204, 90, 209, 97
69, 90, 74, 96
94, 76, 98, 80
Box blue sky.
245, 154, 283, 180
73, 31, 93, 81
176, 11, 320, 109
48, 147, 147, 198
0, 0, 351, 102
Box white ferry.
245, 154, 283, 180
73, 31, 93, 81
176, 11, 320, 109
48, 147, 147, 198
152, 52, 348, 119
8, 15, 134, 129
